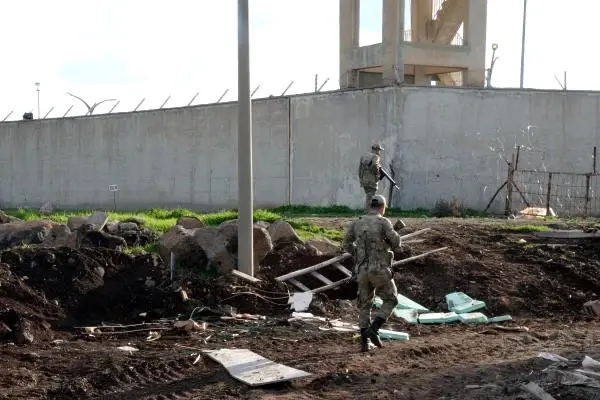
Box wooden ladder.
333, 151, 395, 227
275, 228, 448, 294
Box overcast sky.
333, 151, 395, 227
0, 0, 593, 121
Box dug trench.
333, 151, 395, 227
1, 219, 600, 399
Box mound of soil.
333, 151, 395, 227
1, 220, 599, 346
0, 247, 175, 340
255, 223, 600, 321
390, 225, 600, 320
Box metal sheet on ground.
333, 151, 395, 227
88, 212, 109, 230
203, 348, 311, 386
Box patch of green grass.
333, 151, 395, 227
498, 224, 551, 233
287, 220, 344, 243
123, 244, 157, 254
272, 204, 488, 218
273, 204, 433, 218
1, 204, 491, 247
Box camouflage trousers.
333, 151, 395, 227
363, 186, 377, 210
356, 263, 399, 329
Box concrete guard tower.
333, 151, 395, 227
339, 0, 487, 88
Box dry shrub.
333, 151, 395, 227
432, 197, 464, 217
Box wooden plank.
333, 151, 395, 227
276, 227, 434, 282
399, 228, 432, 241
288, 278, 311, 292
311, 277, 353, 294
535, 230, 600, 239
392, 247, 448, 267
402, 239, 425, 244
275, 253, 352, 282
203, 348, 311, 386
231, 269, 261, 283
333, 263, 353, 277
310, 271, 333, 285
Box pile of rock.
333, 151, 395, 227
0, 213, 76, 250
157, 218, 341, 275
68, 216, 159, 248
0, 209, 342, 276
0, 210, 158, 252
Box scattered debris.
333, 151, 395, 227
446, 292, 486, 313
417, 312, 460, 324
537, 352, 568, 363
582, 355, 600, 370
0, 214, 599, 398
202, 348, 312, 386
117, 345, 139, 354
146, 331, 161, 341
559, 371, 600, 388
457, 312, 488, 324
488, 315, 513, 323
173, 320, 206, 332
583, 300, 600, 317
288, 312, 409, 340
288, 292, 313, 312
230, 269, 261, 283
521, 382, 556, 400
518, 206, 557, 219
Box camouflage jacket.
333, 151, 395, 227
342, 211, 401, 272
358, 152, 381, 188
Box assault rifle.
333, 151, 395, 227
379, 167, 400, 192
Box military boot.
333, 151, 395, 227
366, 317, 386, 348
360, 328, 370, 352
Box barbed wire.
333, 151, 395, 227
0, 74, 337, 122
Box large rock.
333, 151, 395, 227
67, 216, 88, 231
157, 225, 234, 274
123, 217, 145, 226
156, 225, 209, 270
267, 220, 302, 248
158, 220, 273, 275
176, 216, 205, 230
0, 211, 21, 224
0, 220, 58, 250
104, 221, 120, 234
193, 227, 235, 274
118, 222, 139, 233
217, 220, 273, 267
307, 237, 340, 255
77, 224, 127, 251
42, 224, 77, 248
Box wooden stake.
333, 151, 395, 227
391, 247, 448, 267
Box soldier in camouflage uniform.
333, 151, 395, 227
358, 143, 385, 210
342, 194, 404, 352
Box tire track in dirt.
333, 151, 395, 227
43, 354, 241, 400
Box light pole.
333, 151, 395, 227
486, 43, 499, 88
35, 82, 40, 119
237, 0, 254, 277
519, 0, 528, 88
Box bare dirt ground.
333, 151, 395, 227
1, 218, 600, 399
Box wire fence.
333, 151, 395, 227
513, 170, 600, 217
487, 145, 600, 218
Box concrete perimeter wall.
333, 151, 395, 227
1, 86, 600, 213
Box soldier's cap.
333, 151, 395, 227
370, 194, 387, 208
371, 143, 384, 151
